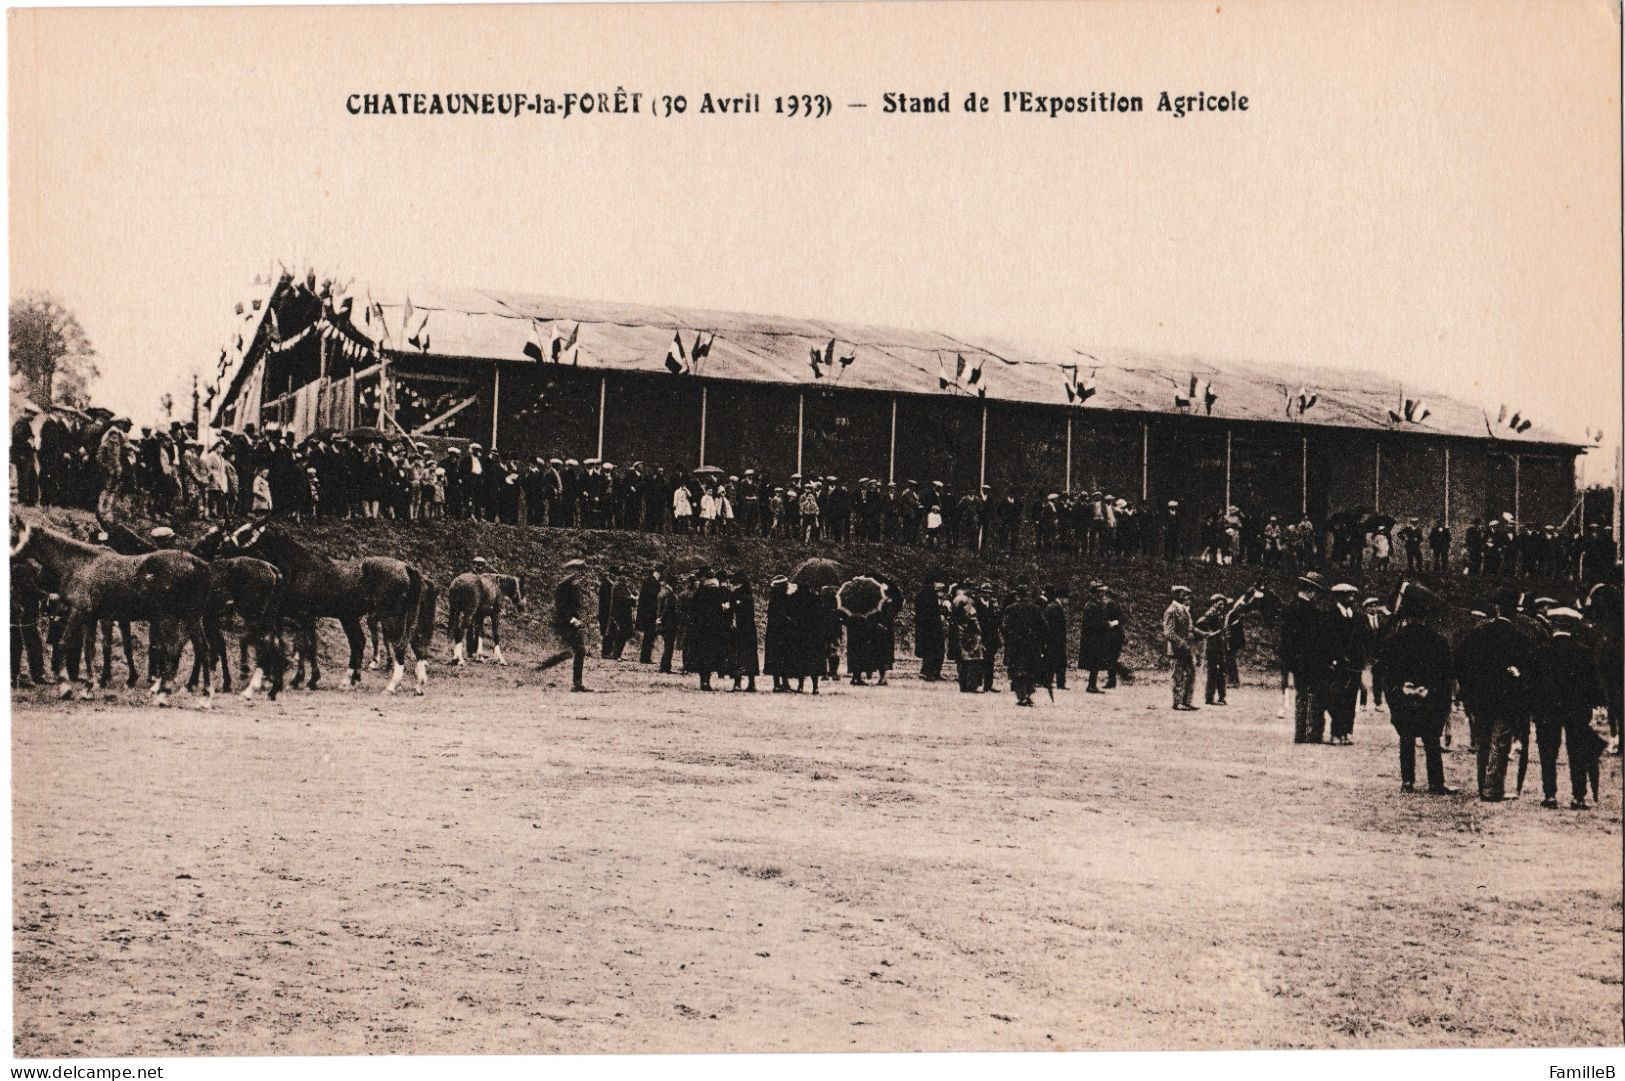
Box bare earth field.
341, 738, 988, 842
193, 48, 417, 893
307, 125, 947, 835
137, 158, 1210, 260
12, 652, 1622, 1056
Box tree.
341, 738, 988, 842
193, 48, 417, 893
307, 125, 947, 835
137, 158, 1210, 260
9, 292, 99, 408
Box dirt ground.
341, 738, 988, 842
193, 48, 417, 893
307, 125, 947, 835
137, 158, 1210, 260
11, 650, 1622, 1056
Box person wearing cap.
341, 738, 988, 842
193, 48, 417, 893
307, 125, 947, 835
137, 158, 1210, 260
950, 585, 985, 693
799, 481, 822, 544
1377, 586, 1457, 795
1195, 592, 1231, 706
1163, 586, 1196, 710
1455, 595, 1534, 800
914, 578, 948, 682
1079, 582, 1115, 693
977, 582, 1003, 693
550, 559, 592, 691
1282, 572, 1334, 741
1528, 608, 1605, 809
1356, 596, 1389, 715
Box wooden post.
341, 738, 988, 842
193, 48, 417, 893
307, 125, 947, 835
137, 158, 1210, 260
1064, 413, 1073, 493
1224, 430, 1233, 509
888, 397, 897, 484
596, 376, 607, 460
377, 352, 389, 429
1300, 434, 1308, 515
1374, 443, 1382, 512
1514, 453, 1521, 521
978, 400, 988, 490
1443, 445, 1451, 524
1140, 420, 1149, 500
796, 392, 804, 476
698, 384, 708, 467
490, 366, 501, 449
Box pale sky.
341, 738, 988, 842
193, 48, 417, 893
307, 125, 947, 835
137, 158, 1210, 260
9, 0, 1622, 483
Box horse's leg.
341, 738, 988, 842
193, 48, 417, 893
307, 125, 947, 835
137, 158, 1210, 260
449, 610, 465, 665
366, 616, 381, 670
341, 617, 364, 688
210, 621, 231, 693
60, 612, 88, 700
491, 612, 505, 666
239, 634, 252, 681
190, 619, 214, 709
381, 607, 408, 695
98, 619, 113, 688
150, 618, 173, 705
306, 618, 326, 689
120, 621, 138, 688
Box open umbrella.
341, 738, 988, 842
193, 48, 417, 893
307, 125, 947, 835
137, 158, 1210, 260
790, 557, 844, 591
836, 576, 885, 619
690, 465, 726, 478
347, 426, 391, 444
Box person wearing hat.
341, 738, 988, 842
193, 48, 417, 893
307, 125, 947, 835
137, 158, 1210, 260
1377, 585, 1457, 795
1195, 592, 1231, 706
1356, 596, 1389, 715
549, 559, 592, 691
1325, 584, 1364, 744
1163, 586, 1197, 710
1078, 581, 1115, 693
1161, 500, 1182, 562
950, 585, 986, 693
976, 582, 1003, 693
1282, 572, 1334, 740
1041, 585, 1069, 690
1002, 582, 1048, 707
1455, 595, 1534, 800
1528, 607, 1605, 809
914, 578, 948, 682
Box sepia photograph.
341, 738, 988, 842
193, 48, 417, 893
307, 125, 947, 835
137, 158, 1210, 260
6, 0, 1623, 1070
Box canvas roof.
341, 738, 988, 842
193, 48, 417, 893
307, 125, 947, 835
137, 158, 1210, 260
232, 281, 1584, 449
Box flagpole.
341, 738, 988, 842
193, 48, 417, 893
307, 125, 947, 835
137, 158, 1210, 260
596, 377, 607, 461
1513, 453, 1521, 522
796, 392, 804, 476
1224, 430, 1232, 509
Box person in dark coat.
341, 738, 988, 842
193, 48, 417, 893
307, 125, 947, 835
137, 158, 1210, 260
597, 568, 615, 656
845, 611, 882, 685
874, 577, 900, 686
729, 573, 759, 692
682, 572, 732, 691
606, 575, 636, 660
1282, 574, 1334, 743
1078, 582, 1116, 692
951, 587, 985, 693
784, 582, 825, 693
819, 587, 844, 680
1002, 583, 1048, 707
764, 576, 794, 691
636, 564, 664, 663
1378, 593, 1456, 794
1528, 608, 1604, 809
1041, 586, 1069, 691
1196, 592, 1230, 706
914, 579, 947, 681
1455, 597, 1534, 801
653, 578, 679, 673
1325, 584, 1363, 743
978, 584, 1003, 693
551, 559, 591, 691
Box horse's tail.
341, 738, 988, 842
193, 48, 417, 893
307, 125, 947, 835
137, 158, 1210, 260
399, 564, 424, 652
413, 575, 438, 656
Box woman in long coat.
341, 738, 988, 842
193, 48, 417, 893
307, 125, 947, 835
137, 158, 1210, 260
764, 576, 793, 691
729, 572, 759, 692
784, 584, 825, 694
682, 573, 731, 690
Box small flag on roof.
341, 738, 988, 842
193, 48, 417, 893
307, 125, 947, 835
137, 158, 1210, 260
665, 331, 689, 375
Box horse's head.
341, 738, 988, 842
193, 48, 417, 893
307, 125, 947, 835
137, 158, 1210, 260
191, 523, 226, 560
10, 515, 33, 559
222, 516, 273, 555
502, 575, 527, 612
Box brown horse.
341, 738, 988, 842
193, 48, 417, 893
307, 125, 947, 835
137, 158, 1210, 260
221, 518, 428, 694
446, 572, 525, 664
11, 517, 212, 707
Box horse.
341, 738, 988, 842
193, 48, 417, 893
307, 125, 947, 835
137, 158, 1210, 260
221, 518, 428, 694
366, 571, 439, 679
11, 516, 212, 707
445, 572, 525, 664
96, 516, 290, 701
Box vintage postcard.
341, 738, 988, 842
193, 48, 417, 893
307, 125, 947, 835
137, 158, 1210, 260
7, 0, 1622, 1070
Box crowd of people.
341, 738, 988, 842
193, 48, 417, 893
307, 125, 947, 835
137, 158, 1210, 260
12, 413, 1616, 584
